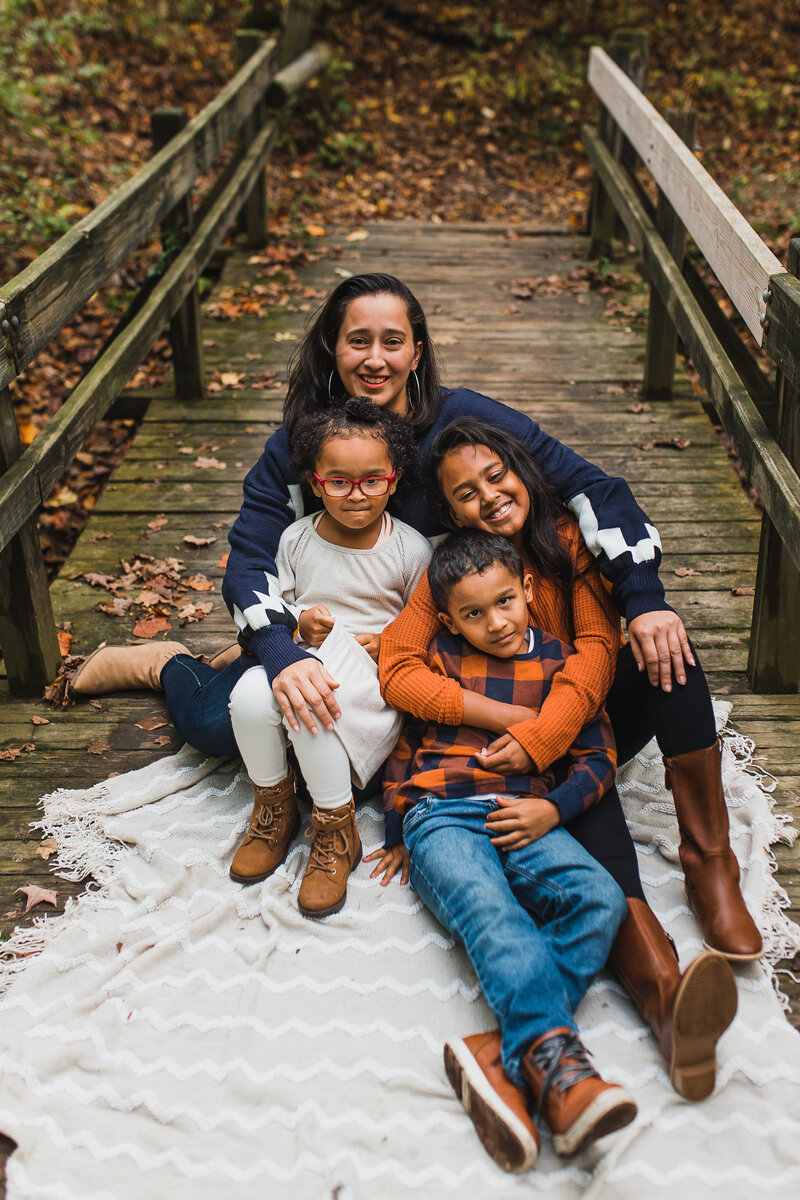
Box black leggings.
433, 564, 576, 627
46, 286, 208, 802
565, 642, 717, 900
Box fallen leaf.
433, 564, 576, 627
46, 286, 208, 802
627, 402, 650, 413
83, 573, 116, 589
186, 574, 214, 592
132, 616, 172, 638
653, 437, 691, 451
345, 228, 369, 242
47, 487, 79, 508
36, 838, 58, 860
674, 567, 702, 577
333, 267, 352, 278
435, 334, 459, 345
31, 715, 50, 725
194, 457, 227, 470
57, 631, 73, 656
136, 589, 163, 607
96, 597, 131, 618
153, 735, 172, 747
178, 446, 194, 456
87, 740, 111, 755
0, 744, 35, 761
183, 535, 216, 547
305, 223, 326, 237
274, 331, 297, 342
215, 552, 229, 569
219, 372, 243, 388
116, 942, 123, 954
136, 717, 168, 731
16, 885, 58, 914
89, 699, 103, 709
731, 586, 755, 596
147, 515, 169, 531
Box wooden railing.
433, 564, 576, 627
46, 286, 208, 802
584, 31, 800, 693
0, 0, 329, 695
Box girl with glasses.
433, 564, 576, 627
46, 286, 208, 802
225, 397, 431, 916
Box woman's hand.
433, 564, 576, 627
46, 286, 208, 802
477, 733, 534, 775
298, 605, 335, 647
272, 658, 341, 734
627, 610, 695, 691
354, 631, 381, 663
364, 843, 410, 886
485, 795, 560, 850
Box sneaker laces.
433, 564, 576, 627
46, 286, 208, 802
530, 1032, 598, 1124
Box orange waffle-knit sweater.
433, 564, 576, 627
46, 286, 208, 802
378, 516, 624, 772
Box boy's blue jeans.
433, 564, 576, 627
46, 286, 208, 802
402, 795, 627, 1088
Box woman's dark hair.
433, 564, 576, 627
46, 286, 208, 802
283, 273, 443, 438
290, 396, 418, 507
428, 530, 523, 614
429, 418, 579, 635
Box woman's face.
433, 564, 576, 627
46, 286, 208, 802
334, 294, 422, 417
438, 444, 531, 543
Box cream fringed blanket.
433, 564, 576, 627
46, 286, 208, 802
2, 705, 800, 1199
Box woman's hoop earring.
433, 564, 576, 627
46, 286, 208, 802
328, 372, 336, 402
408, 369, 421, 411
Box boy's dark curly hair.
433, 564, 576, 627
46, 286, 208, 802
427, 530, 524, 613
290, 397, 418, 502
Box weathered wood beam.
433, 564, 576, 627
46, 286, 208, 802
0, 118, 279, 557
588, 46, 782, 344
764, 269, 800, 396
278, 0, 318, 69
266, 43, 332, 107
582, 124, 800, 575
0, 38, 277, 392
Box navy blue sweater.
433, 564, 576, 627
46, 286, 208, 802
222, 388, 669, 680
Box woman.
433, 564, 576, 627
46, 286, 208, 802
73, 273, 756, 1079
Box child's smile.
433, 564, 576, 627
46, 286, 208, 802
437, 444, 531, 547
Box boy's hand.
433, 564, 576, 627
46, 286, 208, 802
298, 605, 335, 646
354, 631, 381, 662
485, 795, 560, 849
477, 733, 534, 774
364, 843, 410, 886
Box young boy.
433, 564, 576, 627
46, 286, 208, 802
382, 530, 636, 1172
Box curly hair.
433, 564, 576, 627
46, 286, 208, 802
290, 396, 419, 505
283, 273, 443, 439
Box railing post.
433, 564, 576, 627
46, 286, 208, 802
642, 108, 697, 402
151, 108, 205, 398
589, 29, 649, 258
747, 238, 800, 692
278, 0, 318, 69
0, 384, 61, 694
235, 29, 270, 248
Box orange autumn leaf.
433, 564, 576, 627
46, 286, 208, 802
57, 631, 73, 656
132, 616, 172, 638
16, 885, 58, 913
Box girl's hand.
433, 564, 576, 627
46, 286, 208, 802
298, 605, 335, 647
364, 844, 410, 886
627, 611, 695, 691
272, 658, 340, 734
354, 631, 381, 662
477, 733, 534, 775
485, 795, 560, 849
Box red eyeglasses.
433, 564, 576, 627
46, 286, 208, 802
313, 470, 397, 498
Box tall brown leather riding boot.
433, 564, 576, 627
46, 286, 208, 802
297, 798, 362, 917
229, 772, 299, 884
610, 898, 738, 1101
664, 739, 763, 961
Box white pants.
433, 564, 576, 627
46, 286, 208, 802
228, 666, 352, 811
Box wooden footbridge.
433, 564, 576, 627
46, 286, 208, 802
1, 20, 800, 1179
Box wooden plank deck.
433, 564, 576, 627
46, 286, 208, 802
1, 225, 798, 1179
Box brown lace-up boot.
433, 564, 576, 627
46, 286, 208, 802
610, 899, 738, 1100
664, 739, 763, 961
521, 1028, 637, 1156
444, 1030, 540, 1172
229, 772, 299, 884
297, 798, 361, 917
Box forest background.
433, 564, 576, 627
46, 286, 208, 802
2, 0, 798, 575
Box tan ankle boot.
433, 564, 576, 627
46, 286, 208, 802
664, 740, 763, 961
298, 798, 361, 917
230, 773, 299, 884
72, 641, 190, 695
609, 899, 738, 1100
208, 641, 242, 670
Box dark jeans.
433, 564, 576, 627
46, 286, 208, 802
160, 641, 718, 900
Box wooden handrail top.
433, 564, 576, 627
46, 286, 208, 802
0, 37, 278, 393
588, 46, 782, 345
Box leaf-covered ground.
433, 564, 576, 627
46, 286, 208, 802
3, 0, 798, 577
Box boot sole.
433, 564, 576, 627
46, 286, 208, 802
298, 843, 363, 919
670, 951, 738, 1100
229, 812, 300, 886
443, 1040, 539, 1173
701, 938, 764, 963
552, 1087, 637, 1157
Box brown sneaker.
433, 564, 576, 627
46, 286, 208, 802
522, 1028, 637, 1156
230, 773, 299, 884
297, 798, 361, 917
444, 1031, 539, 1172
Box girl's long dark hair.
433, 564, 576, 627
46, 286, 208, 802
283, 273, 443, 439
429, 419, 579, 636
